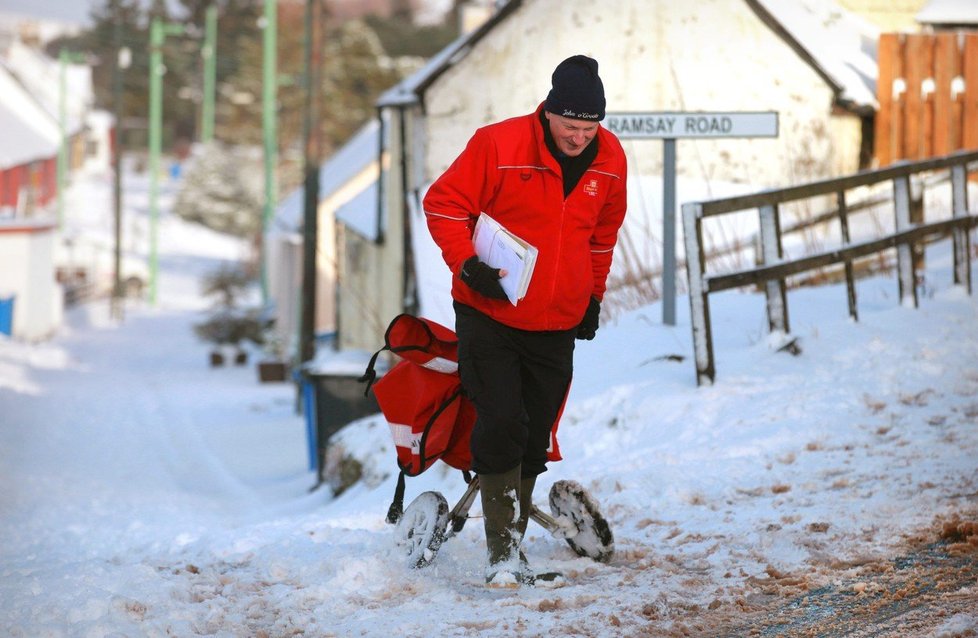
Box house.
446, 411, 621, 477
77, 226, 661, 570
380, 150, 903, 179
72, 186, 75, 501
267, 119, 385, 359
331, 0, 883, 352
3, 39, 94, 175
0, 60, 59, 216
837, 0, 928, 31
0, 61, 62, 340
915, 0, 978, 29
0, 38, 103, 341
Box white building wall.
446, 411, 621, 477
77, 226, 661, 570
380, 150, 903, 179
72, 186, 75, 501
337, 116, 409, 352
423, 0, 863, 191
266, 232, 302, 358
0, 223, 62, 341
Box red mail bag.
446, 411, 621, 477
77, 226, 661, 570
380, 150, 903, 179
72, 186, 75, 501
360, 314, 563, 523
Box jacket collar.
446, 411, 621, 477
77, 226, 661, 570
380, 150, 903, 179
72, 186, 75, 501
533, 102, 615, 174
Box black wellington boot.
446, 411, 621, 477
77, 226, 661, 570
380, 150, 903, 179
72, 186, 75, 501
516, 474, 564, 587
479, 466, 522, 588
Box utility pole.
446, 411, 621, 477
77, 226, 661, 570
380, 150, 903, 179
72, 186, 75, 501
261, 0, 278, 303
147, 17, 185, 306
299, 0, 321, 365
200, 5, 217, 143
111, 14, 131, 321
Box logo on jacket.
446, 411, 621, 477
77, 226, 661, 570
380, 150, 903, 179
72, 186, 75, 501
520, 171, 531, 181
584, 179, 599, 197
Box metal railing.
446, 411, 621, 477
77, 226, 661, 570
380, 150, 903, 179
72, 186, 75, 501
681, 150, 978, 386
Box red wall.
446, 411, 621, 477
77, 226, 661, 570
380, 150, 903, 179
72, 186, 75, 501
0, 156, 59, 211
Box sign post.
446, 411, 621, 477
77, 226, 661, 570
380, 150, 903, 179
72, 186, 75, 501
605, 111, 778, 325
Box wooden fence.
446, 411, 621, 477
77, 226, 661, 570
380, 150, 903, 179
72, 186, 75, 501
876, 32, 978, 166
681, 150, 978, 387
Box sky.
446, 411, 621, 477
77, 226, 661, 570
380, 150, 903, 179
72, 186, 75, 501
1, 146, 977, 636
0, 0, 116, 25
0, 0, 453, 26
0, 0, 194, 25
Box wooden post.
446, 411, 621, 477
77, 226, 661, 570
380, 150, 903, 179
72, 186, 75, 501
909, 176, 925, 284
876, 33, 901, 166
964, 33, 978, 151
905, 34, 927, 160
759, 203, 789, 334
933, 33, 958, 155
837, 190, 858, 321
682, 202, 715, 386
892, 175, 918, 308
920, 35, 936, 159
950, 164, 972, 292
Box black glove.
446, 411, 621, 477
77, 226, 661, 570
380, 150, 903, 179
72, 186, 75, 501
576, 296, 600, 340
459, 256, 508, 300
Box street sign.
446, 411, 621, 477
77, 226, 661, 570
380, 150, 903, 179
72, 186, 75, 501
605, 111, 779, 139
604, 110, 780, 326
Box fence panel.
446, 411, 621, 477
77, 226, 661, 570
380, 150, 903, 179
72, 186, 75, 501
682, 151, 978, 387
876, 32, 978, 166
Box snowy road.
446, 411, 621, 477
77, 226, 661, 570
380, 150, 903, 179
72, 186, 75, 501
1, 167, 976, 636
3, 282, 976, 637
0, 302, 311, 635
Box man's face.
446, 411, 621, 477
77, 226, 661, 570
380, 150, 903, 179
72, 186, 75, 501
545, 112, 599, 157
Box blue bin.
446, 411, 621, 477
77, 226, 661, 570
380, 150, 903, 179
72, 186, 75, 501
0, 296, 13, 336
300, 368, 379, 482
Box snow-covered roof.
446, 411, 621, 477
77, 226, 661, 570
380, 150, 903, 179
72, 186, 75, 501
377, 1, 522, 108
270, 187, 305, 235
3, 39, 91, 135
272, 119, 382, 234
750, 0, 879, 111
917, 0, 978, 25
0, 61, 59, 168
0, 12, 84, 45
378, 0, 878, 113
320, 119, 380, 198
334, 181, 379, 242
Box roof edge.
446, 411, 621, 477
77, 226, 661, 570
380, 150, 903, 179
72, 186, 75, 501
743, 0, 853, 109
376, 0, 524, 109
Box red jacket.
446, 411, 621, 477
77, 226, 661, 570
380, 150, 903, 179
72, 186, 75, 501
423, 104, 628, 331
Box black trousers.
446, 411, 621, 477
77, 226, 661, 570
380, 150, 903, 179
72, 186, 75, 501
454, 302, 576, 477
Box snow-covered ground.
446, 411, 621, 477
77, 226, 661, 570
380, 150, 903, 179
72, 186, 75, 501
1, 163, 976, 637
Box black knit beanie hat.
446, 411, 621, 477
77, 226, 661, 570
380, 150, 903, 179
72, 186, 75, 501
544, 54, 606, 121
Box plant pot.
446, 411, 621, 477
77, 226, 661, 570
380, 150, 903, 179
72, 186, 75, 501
210, 351, 225, 367
258, 360, 288, 383
234, 350, 248, 366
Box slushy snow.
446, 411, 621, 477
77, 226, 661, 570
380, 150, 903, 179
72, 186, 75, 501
1, 162, 976, 637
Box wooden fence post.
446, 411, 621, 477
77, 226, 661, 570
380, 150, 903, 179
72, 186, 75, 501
758, 204, 789, 334
905, 34, 928, 160
934, 32, 959, 155
950, 164, 972, 292
892, 175, 919, 307
682, 202, 715, 386
910, 175, 925, 280
836, 190, 858, 321
876, 33, 901, 166
964, 34, 978, 152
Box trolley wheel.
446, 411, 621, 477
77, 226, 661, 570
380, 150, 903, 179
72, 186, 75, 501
394, 491, 450, 568
549, 479, 615, 563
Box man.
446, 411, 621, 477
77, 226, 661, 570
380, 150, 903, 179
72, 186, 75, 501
423, 54, 627, 587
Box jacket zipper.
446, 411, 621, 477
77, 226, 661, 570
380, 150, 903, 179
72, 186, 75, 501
549, 171, 566, 330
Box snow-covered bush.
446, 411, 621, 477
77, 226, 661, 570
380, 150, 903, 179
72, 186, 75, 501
193, 264, 265, 366
173, 141, 264, 238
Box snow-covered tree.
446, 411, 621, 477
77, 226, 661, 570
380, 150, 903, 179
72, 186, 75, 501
173, 141, 263, 238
